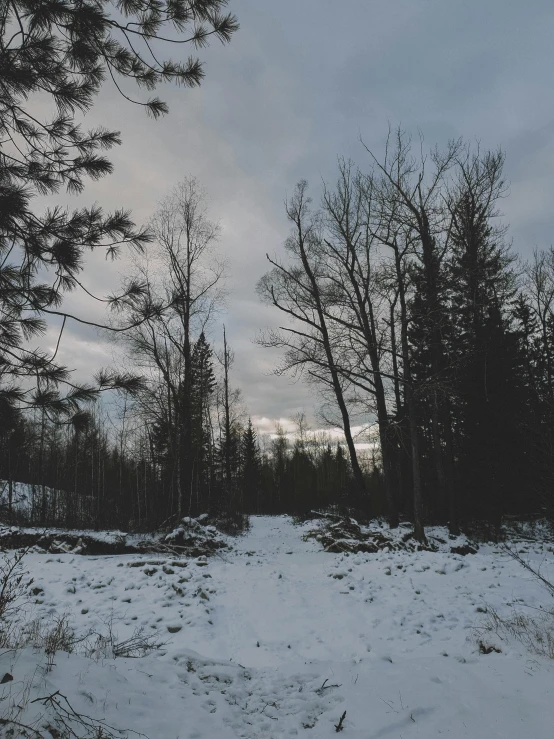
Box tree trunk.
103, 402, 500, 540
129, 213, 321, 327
293, 201, 367, 499
443, 399, 459, 535
394, 244, 426, 542
222, 327, 233, 504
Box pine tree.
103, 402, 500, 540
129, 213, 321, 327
408, 251, 451, 521
512, 294, 540, 400
0, 1, 238, 421
318, 443, 334, 509
334, 444, 350, 507
190, 333, 217, 512
513, 293, 554, 515
241, 419, 261, 513
272, 425, 289, 513
289, 438, 316, 514
447, 152, 522, 525
149, 332, 217, 515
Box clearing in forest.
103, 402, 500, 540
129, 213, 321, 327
1, 515, 553, 738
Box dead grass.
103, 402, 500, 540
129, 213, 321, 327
476, 544, 554, 659
477, 605, 554, 659
0, 553, 160, 736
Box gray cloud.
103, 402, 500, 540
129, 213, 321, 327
40, 0, 554, 428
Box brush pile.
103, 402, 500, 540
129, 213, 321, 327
303, 514, 478, 555
0, 514, 228, 557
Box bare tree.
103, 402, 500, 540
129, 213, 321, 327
360, 130, 463, 540
115, 178, 225, 517
258, 181, 367, 500
318, 160, 399, 526
221, 326, 234, 497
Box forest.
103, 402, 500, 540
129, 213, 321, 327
1, 0, 553, 542
2, 142, 554, 539
2, 3, 554, 738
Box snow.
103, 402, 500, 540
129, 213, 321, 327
1, 515, 553, 737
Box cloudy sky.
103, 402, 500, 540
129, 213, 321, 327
50, 0, 554, 435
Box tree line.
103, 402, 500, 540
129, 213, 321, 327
2, 2, 553, 538
0, 383, 379, 528
259, 132, 554, 539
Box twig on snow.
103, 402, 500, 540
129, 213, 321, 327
335, 710, 347, 732
316, 678, 341, 694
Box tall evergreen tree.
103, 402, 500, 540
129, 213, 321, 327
241, 419, 261, 513
190, 333, 217, 512
447, 151, 522, 525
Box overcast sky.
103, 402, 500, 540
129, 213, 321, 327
48, 0, 554, 435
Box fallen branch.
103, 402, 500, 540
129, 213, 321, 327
316, 678, 342, 694
30, 689, 149, 738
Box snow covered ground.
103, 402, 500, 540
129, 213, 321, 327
1, 515, 553, 737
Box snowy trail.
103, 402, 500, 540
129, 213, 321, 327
204, 517, 374, 668
4, 516, 554, 738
